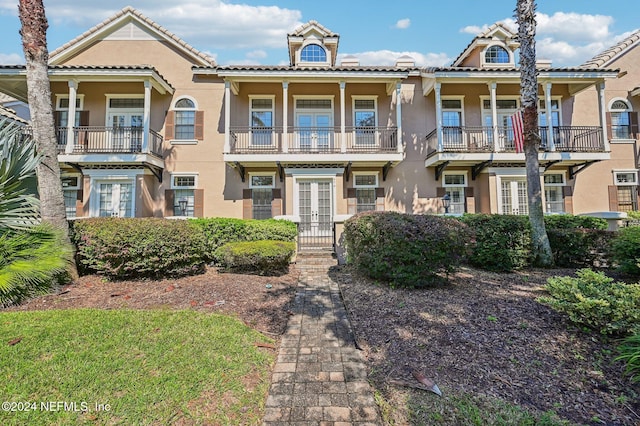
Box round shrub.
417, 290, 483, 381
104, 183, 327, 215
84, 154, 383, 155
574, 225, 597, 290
213, 240, 295, 275
546, 228, 613, 268
71, 218, 206, 279
344, 212, 471, 287
461, 214, 532, 271
611, 226, 640, 276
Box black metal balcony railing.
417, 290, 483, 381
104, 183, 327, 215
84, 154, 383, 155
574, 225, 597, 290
55, 126, 163, 158
228, 126, 398, 154
427, 126, 605, 155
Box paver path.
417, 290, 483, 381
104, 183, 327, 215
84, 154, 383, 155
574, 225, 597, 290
263, 257, 382, 425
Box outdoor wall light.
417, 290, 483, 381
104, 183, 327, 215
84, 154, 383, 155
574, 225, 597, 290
178, 198, 188, 216
441, 193, 451, 214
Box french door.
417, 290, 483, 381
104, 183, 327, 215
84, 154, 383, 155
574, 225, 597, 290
298, 179, 333, 249
108, 112, 143, 152
500, 177, 528, 215
97, 181, 133, 218
296, 113, 333, 151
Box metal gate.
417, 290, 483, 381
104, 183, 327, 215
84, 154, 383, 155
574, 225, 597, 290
297, 179, 334, 251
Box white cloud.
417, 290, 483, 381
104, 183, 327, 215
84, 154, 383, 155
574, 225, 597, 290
341, 50, 450, 67
246, 50, 268, 60
395, 19, 410, 30
0, 53, 23, 65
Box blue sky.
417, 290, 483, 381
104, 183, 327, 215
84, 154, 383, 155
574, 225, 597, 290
0, 0, 637, 67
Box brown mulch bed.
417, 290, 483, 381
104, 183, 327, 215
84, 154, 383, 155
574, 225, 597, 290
6, 266, 300, 336
331, 265, 640, 426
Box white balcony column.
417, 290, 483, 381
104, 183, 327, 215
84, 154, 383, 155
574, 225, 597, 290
224, 81, 231, 153
142, 80, 152, 153
282, 81, 289, 153
597, 82, 611, 152
543, 81, 555, 151
489, 81, 499, 151
65, 80, 78, 154
396, 82, 403, 153
434, 82, 443, 152
340, 81, 346, 153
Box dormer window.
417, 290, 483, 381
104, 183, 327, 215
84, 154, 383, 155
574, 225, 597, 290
301, 44, 327, 62
485, 45, 510, 64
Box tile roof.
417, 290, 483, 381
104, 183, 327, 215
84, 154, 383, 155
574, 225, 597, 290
288, 20, 338, 37
423, 66, 616, 74
49, 6, 215, 67
209, 65, 411, 73
581, 29, 640, 68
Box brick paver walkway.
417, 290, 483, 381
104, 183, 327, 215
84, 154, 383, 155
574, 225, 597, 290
263, 256, 382, 425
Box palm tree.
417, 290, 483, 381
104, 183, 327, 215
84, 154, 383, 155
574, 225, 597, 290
515, 0, 553, 266
18, 0, 78, 277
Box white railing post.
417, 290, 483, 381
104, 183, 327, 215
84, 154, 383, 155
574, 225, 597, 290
340, 81, 347, 153
435, 82, 443, 152
142, 80, 151, 153
396, 82, 403, 153
224, 81, 231, 153
282, 81, 289, 153
65, 80, 78, 154
544, 81, 555, 151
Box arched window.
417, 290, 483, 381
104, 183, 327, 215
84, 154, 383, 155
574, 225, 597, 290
300, 44, 327, 62
610, 99, 632, 139
173, 97, 197, 140
485, 45, 510, 64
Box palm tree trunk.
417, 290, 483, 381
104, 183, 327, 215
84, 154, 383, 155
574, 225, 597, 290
516, 0, 553, 266
19, 0, 78, 279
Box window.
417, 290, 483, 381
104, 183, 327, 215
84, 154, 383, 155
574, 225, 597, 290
62, 175, 80, 218
544, 173, 565, 214
173, 98, 196, 140
171, 174, 197, 217
250, 174, 275, 219
442, 99, 463, 146
354, 174, 378, 213
443, 173, 467, 214
354, 98, 377, 146
610, 99, 632, 139
250, 98, 274, 146
614, 171, 638, 212
55, 95, 84, 127
300, 44, 327, 62
485, 45, 510, 64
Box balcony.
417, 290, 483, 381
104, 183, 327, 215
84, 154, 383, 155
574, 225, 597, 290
55, 126, 163, 158
226, 126, 402, 166
425, 125, 609, 169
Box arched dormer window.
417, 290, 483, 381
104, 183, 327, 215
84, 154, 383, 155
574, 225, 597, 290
485, 45, 510, 64
300, 44, 327, 62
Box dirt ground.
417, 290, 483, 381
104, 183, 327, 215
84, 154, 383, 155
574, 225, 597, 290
6, 264, 640, 425
331, 265, 640, 425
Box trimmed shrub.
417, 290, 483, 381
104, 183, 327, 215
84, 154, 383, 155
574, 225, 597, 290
344, 212, 471, 287
213, 240, 295, 275
71, 218, 206, 279
537, 268, 640, 335
543, 214, 608, 230
191, 218, 297, 260
610, 226, 640, 275
0, 225, 73, 307
617, 333, 640, 383
461, 214, 531, 271
546, 228, 613, 268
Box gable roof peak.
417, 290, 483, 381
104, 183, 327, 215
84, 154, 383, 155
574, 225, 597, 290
289, 20, 338, 38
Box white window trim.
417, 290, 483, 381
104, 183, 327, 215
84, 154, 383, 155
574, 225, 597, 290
613, 170, 638, 186
292, 176, 337, 220
296, 39, 330, 67
442, 171, 468, 187
480, 43, 515, 68
88, 173, 138, 218
55, 94, 84, 110
353, 172, 379, 188
170, 173, 199, 189
171, 95, 199, 110
249, 172, 276, 189
352, 96, 379, 126
249, 96, 276, 125
608, 97, 632, 112
61, 173, 82, 190
539, 96, 563, 126
441, 96, 465, 126
543, 172, 566, 186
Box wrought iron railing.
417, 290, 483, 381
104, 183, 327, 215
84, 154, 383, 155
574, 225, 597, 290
54, 126, 163, 157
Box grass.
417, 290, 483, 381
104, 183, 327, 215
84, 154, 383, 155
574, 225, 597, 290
0, 309, 274, 425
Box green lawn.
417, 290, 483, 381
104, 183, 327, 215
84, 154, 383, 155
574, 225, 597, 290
0, 309, 274, 425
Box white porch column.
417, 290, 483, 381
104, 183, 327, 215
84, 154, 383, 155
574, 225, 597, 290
543, 81, 555, 151
434, 82, 443, 152
65, 80, 78, 154
340, 81, 346, 153
396, 82, 403, 153
597, 82, 610, 152
282, 81, 289, 153
224, 81, 231, 153
489, 81, 499, 151
142, 80, 152, 153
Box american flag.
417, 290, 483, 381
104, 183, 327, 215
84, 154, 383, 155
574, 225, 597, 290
511, 110, 524, 154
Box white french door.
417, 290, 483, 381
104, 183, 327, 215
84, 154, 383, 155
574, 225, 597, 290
296, 113, 333, 151
108, 112, 143, 151
97, 181, 133, 218
298, 179, 333, 237
500, 177, 528, 215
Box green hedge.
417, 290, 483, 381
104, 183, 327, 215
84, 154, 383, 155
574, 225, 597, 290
344, 212, 471, 287
461, 214, 532, 271
543, 214, 607, 230
611, 226, 640, 275
214, 240, 295, 275
538, 269, 640, 335
71, 218, 206, 279
191, 218, 297, 261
